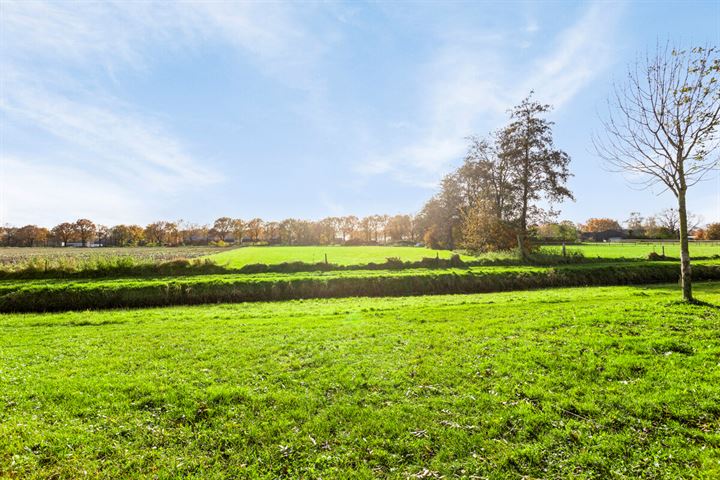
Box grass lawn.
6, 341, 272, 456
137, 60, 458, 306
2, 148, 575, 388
2, 283, 719, 478
542, 242, 720, 259
207, 245, 473, 267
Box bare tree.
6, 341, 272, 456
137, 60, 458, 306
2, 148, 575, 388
594, 44, 720, 301
656, 208, 702, 238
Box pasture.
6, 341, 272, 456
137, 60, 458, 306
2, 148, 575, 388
207, 245, 474, 267
542, 242, 720, 259
2, 283, 719, 478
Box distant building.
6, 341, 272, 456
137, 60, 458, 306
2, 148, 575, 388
580, 230, 627, 242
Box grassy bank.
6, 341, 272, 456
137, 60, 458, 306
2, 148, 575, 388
2, 261, 720, 312
2, 283, 719, 478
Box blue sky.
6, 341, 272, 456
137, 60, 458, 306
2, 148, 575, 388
1, 0, 719, 227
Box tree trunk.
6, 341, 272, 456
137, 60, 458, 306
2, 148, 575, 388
517, 151, 530, 260
677, 189, 693, 302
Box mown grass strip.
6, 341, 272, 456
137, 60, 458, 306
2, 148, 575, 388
2, 262, 720, 312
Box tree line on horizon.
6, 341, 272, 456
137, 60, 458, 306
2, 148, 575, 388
2, 208, 718, 248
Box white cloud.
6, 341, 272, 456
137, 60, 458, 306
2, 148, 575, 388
2, 77, 218, 191
0, 0, 330, 225
0, 156, 146, 226
525, 3, 619, 109
1, 1, 326, 82
356, 2, 622, 187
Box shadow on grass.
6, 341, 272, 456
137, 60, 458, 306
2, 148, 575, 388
688, 299, 720, 309
661, 298, 720, 310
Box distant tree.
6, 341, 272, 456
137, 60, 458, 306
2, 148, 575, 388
374, 214, 389, 243
587, 218, 623, 233
386, 214, 413, 242
317, 218, 337, 245
74, 219, 96, 247
279, 219, 295, 245
1, 225, 18, 247
181, 224, 209, 245
536, 221, 579, 242
110, 224, 137, 246
625, 212, 645, 238
417, 173, 464, 249
706, 222, 720, 240
409, 215, 422, 243
642, 216, 673, 239
594, 44, 720, 301
358, 216, 373, 243
423, 225, 441, 249
339, 216, 357, 243
127, 225, 145, 245
212, 217, 234, 242
500, 94, 573, 257
96, 225, 110, 246
231, 219, 245, 245
16, 225, 47, 247
246, 218, 264, 242
656, 208, 702, 239
144, 221, 168, 245
416, 194, 460, 250
582, 218, 622, 233
265, 221, 281, 243
165, 222, 180, 246
51, 222, 76, 246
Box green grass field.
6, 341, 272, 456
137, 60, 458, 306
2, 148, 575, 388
207, 245, 473, 267
2, 283, 719, 478
210, 243, 720, 267
542, 242, 720, 259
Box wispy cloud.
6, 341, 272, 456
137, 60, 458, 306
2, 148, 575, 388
2, 76, 219, 191
0, 0, 329, 225
356, 2, 623, 188
0, 156, 146, 226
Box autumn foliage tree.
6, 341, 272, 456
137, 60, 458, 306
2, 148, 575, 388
582, 218, 622, 233
51, 222, 76, 246
212, 217, 235, 242
706, 222, 720, 240
74, 219, 96, 247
